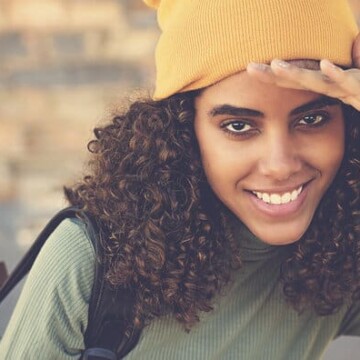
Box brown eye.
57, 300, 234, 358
223, 121, 251, 133
298, 113, 328, 126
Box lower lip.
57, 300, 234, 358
246, 184, 310, 218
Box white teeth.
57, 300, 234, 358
262, 193, 270, 203
290, 189, 298, 201
270, 194, 281, 205
252, 185, 303, 205
281, 192, 291, 203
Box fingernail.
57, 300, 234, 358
273, 59, 291, 69
322, 59, 343, 72
248, 62, 269, 71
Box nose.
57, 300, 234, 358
258, 133, 302, 181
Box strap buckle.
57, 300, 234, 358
83, 348, 117, 360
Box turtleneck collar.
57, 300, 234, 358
228, 214, 288, 262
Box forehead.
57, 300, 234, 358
198, 75, 314, 110
196, 60, 321, 111
195, 60, 332, 116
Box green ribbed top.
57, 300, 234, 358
1, 218, 360, 360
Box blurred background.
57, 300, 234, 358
0, 0, 157, 259
0, 1, 359, 358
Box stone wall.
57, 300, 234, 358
0, 0, 158, 209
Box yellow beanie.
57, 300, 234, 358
143, 0, 358, 100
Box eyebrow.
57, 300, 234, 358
208, 95, 341, 118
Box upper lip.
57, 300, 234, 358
247, 179, 313, 194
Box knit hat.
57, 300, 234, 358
143, 0, 358, 100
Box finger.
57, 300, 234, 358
246, 63, 276, 83
270, 59, 335, 94
320, 60, 360, 94
248, 59, 360, 110
246, 63, 305, 89
352, 33, 360, 68
319, 62, 360, 109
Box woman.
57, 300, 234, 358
1, 0, 359, 359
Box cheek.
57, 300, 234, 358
324, 144, 344, 175
317, 122, 345, 178
198, 139, 254, 202
199, 145, 231, 186
195, 128, 238, 191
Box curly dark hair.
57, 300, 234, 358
65, 92, 359, 331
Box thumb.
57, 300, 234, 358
352, 33, 360, 68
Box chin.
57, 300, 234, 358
249, 225, 308, 246
257, 234, 302, 246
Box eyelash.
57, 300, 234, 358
220, 121, 256, 138
296, 112, 330, 128
220, 111, 331, 138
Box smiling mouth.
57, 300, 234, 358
248, 182, 311, 205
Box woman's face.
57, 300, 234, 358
194, 70, 345, 245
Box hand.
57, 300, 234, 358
247, 33, 360, 111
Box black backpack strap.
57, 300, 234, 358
0, 206, 141, 359
0, 206, 81, 302
0, 262, 8, 289
80, 211, 141, 360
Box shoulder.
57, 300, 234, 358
0, 216, 97, 356
30, 216, 96, 300
337, 300, 360, 337
23, 215, 97, 310
37, 216, 96, 267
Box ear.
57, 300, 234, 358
352, 33, 360, 68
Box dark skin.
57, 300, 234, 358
247, 33, 360, 111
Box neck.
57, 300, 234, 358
227, 214, 288, 262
